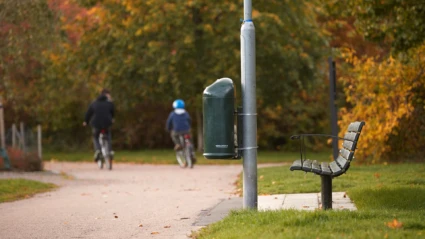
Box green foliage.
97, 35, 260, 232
323, 0, 425, 52
352, 0, 425, 52
38, 0, 330, 149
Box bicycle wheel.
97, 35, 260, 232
98, 155, 104, 169
101, 136, 112, 170
184, 141, 193, 168
175, 150, 187, 168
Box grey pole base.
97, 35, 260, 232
321, 175, 332, 210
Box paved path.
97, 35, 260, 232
0, 162, 356, 238
0, 162, 242, 239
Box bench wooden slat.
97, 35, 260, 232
320, 162, 332, 175
335, 155, 349, 169
330, 161, 344, 176
340, 148, 354, 161
344, 132, 359, 142
290, 159, 302, 171
312, 160, 322, 174
342, 140, 357, 151
348, 121, 365, 132
302, 159, 313, 172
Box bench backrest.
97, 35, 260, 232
332, 121, 365, 176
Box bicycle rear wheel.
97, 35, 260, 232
100, 133, 112, 170
104, 155, 112, 170
98, 155, 104, 169
102, 138, 112, 170
184, 143, 193, 168
175, 150, 187, 168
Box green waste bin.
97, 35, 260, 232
203, 78, 235, 159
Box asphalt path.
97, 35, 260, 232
0, 162, 243, 239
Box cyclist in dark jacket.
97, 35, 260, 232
83, 89, 114, 161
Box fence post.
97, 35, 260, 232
37, 125, 42, 160
0, 99, 11, 170
0, 99, 5, 149
20, 122, 25, 153
12, 124, 16, 148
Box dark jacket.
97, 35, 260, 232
85, 95, 115, 129
166, 109, 191, 133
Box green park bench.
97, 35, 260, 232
289, 121, 365, 209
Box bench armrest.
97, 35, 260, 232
290, 134, 355, 142
290, 134, 355, 164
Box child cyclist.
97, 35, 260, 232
166, 99, 196, 162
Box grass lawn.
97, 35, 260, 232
0, 179, 56, 203
44, 150, 331, 165
195, 163, 425, 238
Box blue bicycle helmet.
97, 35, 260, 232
173, 99, 185, 109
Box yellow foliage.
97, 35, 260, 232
340, 45, 425, 162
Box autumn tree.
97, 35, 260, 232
41, 0, 330, 150
339, 46, 425, 162
0, 0, 64, 131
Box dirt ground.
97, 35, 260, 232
0, 162, 243, 239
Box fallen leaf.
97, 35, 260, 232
386, 219, 403, 229
274, 197, 278, 199
259, 175, 264, 180
302, 206, 310, 208
114, 216, 118, 219
139, 224, 143, 227
164, 225, 171, 228
151, 232, 159, 235
374, 173, 381, 179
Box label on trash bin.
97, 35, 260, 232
215, 145, 229, 148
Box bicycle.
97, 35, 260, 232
97, 129, 112, 170
175, 133, 195, 168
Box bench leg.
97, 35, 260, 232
321, 175, 332, 210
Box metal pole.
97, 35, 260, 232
241, 0, 257, 209
328, 57, 338, 160
20, 122, 25, 153
37, 124, 42, 160
0, 99, 5, 149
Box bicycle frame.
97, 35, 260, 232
175, 133, 193, 168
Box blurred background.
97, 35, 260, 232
1, 0, 424, 164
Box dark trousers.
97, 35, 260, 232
92, 128, 112, 152
170, 130, 190, 145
